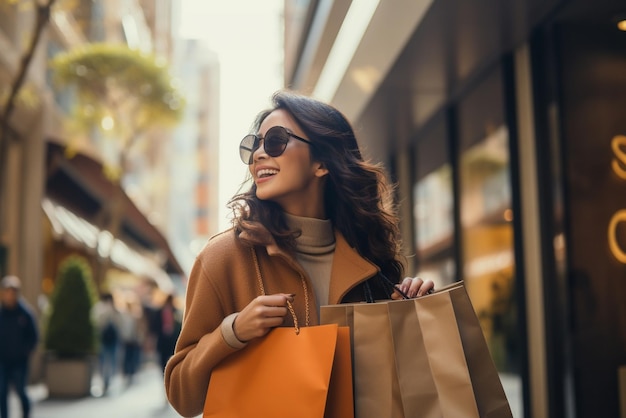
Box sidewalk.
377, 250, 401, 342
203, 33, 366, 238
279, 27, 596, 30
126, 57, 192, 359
8, 362, 192, 418
6, 364, 524, 418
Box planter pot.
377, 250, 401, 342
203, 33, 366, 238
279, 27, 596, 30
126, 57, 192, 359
44, 353, 96, 398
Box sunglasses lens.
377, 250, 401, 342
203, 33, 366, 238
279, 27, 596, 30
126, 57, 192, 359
239, 127, 293, 164
239, 135, 257, 164
264, 127, 289, 157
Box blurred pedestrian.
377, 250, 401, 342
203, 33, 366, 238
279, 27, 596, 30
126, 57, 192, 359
0, 275, 38, 418
119, 297, 145, 386
93, 293, 121, 394
154, 294, 181, 375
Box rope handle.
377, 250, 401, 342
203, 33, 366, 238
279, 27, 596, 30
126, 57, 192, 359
250, 247, 309, 334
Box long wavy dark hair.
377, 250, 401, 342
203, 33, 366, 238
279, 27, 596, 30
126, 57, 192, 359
228, 90, 405, 282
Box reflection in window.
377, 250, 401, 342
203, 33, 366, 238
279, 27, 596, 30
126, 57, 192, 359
412, 113, 455, 288
413, 164, 454, 286
459, 125, 519, 376
415, 165, 453, 250
456, 65, 523, 416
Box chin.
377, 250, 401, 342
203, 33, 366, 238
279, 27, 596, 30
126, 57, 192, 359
255, 184, 281, 200
254, 190, 274, 201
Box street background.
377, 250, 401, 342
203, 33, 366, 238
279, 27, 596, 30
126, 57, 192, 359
8, 362, 190, 418
2, 0, 626, 416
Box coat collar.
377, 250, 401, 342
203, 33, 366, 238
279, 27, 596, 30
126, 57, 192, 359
238, 223, 379, 304
328, 233, 378, 304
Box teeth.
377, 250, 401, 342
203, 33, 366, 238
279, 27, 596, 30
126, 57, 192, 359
257, 169, 279, 178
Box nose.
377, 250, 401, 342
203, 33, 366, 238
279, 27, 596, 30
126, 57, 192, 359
251, 139, 268, 162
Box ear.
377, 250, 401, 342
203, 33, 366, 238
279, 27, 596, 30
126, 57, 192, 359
314, 162, 329, 178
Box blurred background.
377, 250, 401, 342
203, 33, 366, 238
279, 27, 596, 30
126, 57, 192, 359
0, 0, 625, 417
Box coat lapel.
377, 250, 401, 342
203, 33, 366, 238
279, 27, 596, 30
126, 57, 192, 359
240, 224, 379, 305
328, 233, 379, 304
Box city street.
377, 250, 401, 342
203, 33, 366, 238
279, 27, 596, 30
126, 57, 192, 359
9, 363, 522, 418
8, 362, 191, 418
0, 0, 621, 414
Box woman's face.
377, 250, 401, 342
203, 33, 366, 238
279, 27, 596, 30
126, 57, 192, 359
250, 109, 328, 217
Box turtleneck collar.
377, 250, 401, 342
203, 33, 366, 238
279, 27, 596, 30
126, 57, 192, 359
284, 213, 335, 255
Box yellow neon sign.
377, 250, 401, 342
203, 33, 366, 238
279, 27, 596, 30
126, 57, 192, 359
608, 210, 626, 263
609, 135, 626, 263
611, 135, 626, 180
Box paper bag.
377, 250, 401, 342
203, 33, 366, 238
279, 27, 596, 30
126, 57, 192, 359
321, 281, 512, 418
204, 323, 353, 418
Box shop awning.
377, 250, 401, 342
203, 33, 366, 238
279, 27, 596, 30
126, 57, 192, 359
42, 198, 174, 291
45, 141, 185, 281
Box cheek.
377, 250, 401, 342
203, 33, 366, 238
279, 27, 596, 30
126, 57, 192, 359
282, 158, 309, 179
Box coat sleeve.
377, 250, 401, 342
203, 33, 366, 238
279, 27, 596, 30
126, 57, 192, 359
164, 251, 240, 417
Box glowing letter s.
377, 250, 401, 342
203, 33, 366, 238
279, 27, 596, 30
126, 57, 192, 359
611, 135, 626, 180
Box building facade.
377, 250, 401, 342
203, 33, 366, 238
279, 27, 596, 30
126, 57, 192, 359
168, 37, 221, 279
0, 0, 219, 311
285, 0, 626, 417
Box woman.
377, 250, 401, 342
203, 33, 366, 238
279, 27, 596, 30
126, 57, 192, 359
164, 90, 434, 417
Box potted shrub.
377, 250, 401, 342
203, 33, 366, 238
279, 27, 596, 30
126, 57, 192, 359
43, 254, 99, 397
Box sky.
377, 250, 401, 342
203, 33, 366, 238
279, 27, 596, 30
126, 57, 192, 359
179, 0, 285, 231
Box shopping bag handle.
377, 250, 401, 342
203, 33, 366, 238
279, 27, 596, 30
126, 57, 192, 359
250, 247, 310, 334
363, 273, 410, 303
367, 274, 452, 302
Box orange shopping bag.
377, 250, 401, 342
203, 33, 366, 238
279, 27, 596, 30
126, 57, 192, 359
203, 323, 353, 418
204, 247, 354, 418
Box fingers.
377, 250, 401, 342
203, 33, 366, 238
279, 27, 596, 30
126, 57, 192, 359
395, 277, 435, 299
416, 279, 435, 297
233, 293, 295, 342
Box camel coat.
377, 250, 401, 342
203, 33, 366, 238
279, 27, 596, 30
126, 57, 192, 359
164, 226, 387, 417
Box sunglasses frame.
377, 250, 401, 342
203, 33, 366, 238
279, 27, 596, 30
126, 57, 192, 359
239, 126, 313, 165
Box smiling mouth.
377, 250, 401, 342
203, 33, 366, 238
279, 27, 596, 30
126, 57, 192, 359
257, 169, 279, 179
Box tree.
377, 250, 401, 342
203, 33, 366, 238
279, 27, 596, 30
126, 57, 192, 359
49, 42, 185, 285
0, 0, 59, 240
43, 253, 98, 398
44, 254, 98, 356
50, 42, 185, 175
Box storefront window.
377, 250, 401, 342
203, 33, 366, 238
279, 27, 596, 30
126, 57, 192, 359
412, 114, 455, 287
554, 22, 626, 418
459, 124, 516, 370
457, 68, 522, 415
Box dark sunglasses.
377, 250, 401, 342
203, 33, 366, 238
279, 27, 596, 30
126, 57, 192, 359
239, 126, 313, 165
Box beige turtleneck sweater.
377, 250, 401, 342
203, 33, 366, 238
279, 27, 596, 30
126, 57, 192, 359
284, 213, 336, 313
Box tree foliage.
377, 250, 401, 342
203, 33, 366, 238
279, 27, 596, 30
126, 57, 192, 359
44, 255, 98, 356
50, 42, 185, 165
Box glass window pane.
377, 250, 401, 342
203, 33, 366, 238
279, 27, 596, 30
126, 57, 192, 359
457, 68, 522, 417
412, 114, 455, 287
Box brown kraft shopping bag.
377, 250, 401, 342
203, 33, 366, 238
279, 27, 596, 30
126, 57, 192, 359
397, 285, 481, 417
321, 281, 512, 418
386, 297, 442, 417
322, 302, 406, 418
447, 283, 513, 417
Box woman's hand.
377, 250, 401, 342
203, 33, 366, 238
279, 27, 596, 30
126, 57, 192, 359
232, 293, 295, 342
391, 277, 435, 300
